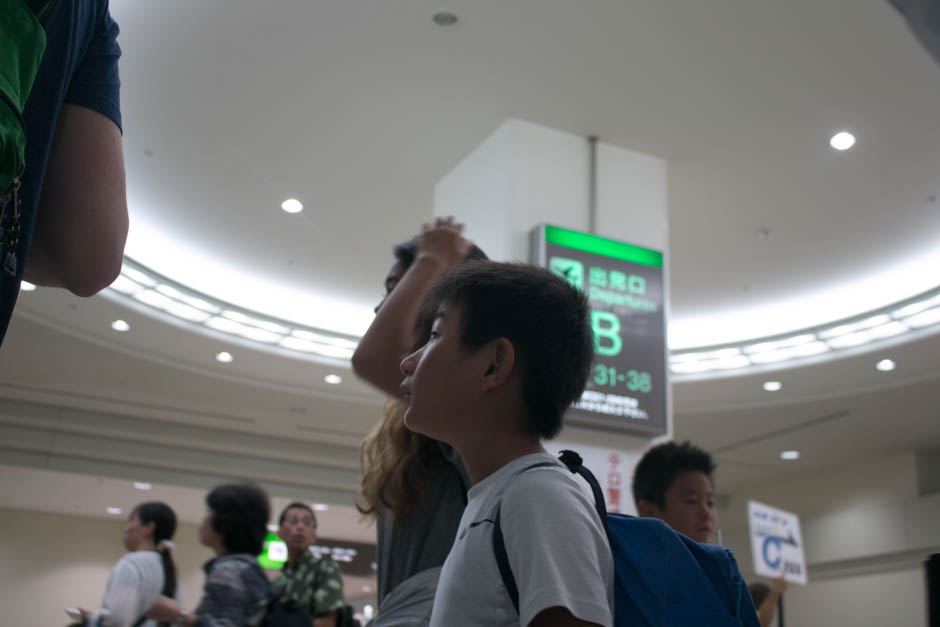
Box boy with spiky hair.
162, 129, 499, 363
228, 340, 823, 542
632, 440, 717, 544
399, 261, 613, 627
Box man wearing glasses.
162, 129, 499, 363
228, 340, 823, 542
273, 502, 347, 626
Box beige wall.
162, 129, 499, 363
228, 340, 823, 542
0, 507, 212, 627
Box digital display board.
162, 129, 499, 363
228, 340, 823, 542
258, 534, 377, 576
531, 224, 667, 435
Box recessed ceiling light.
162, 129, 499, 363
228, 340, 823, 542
432, 11, 458, 26
312, 503, 329, 511
215, 351, 234, 363
763, 381, 782, 391
876, 359, 896, 372
780, 450, 800, 461
324, 374, 342, 385
362, 585, 372, 592
267, 524, 279, 532
133, 482, 152, 490
111, 319, 130, 332
280, 198, 303, 214
107, 507, 122, 515
20, 281, 36, 292
829, 131, 856, 151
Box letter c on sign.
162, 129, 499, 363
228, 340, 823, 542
762, 536, 782, 569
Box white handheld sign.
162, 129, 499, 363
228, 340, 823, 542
748, 500, 808, 585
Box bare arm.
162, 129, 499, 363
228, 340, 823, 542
529, 606, 604, 627
313, 610, 337, 627
757, 576, 787, 627
24, 103, 127, 296
351, 218, 469, 397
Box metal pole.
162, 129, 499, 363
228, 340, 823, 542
777, 592, 785, 627
588, 135, 598, 235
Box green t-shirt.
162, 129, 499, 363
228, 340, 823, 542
271, 553, 345, 618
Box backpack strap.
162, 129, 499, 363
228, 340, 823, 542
492, 451, 611, 614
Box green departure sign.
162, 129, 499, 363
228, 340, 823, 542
531, 225, 667, 435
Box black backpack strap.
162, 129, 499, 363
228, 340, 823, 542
558, 450, 609, 536
492, 460, 564, 615
492, 452, 611, 616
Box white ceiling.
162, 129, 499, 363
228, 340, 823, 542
1, 0, 939, 526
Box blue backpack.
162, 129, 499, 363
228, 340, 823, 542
493, 450, 760, 627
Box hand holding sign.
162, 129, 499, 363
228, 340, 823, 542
748, 500, 808, 585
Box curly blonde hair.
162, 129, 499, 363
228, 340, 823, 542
358, 397, 438, 524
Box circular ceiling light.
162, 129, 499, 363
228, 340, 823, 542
763, 381, 782, 391
829, 131, 856, 151
312, 503, 329, 511
280, 198, 304, 214
432, 11, 458, 26
215, 351, 234, 363
876, 358, 896, 372
324, 374, 342, 385
106, 507, 122, 515
111, 319, 130, 332
19, 281, 36, 292
780, 450, 800, 460
133, 482, 152, 490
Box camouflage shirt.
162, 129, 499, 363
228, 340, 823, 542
270, 553, 345, 618
194, 554, 270, 627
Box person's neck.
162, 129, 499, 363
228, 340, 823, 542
456, 428, 543, 485
286, 548, 308, 569
135, 539, 156, 552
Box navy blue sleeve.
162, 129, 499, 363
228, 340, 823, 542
65, 1, 122, 132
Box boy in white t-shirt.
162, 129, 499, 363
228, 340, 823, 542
399, 261, 614, 627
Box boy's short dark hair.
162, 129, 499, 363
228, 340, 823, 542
278, 501, 317, 528
418, 261, 593, 439
206, 483, 270, 555
632, 441, 716, 508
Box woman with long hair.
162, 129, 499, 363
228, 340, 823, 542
352, 216, 486, 618
76, 501, 179, 627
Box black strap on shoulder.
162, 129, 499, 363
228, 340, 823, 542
492, 457, 598, 615
558, 450, 609, 536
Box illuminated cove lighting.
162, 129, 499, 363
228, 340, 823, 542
105, 258, 359, 363
106, 258, 940, 376
670, 287, 940, 376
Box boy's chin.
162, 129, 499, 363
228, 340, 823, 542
403, 408, 435, 438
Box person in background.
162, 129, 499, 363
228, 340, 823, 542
147, 484, 270, 627
351, 216, 486, 620
1, 0, 128, 346
748, 576, 788, 627
272, 502, 345, 626
631, 440, 717, 543
73, 501, 179, 626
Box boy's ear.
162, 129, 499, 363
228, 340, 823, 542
480, 338, 516, 391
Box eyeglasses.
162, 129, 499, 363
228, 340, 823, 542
284, 516, 316, 528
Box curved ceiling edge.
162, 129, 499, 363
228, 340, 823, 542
101, 258, 940, 379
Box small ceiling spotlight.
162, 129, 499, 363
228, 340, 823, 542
133, 482, 152, 490
324, 374, 342, 385
312, 503, 329, 511
111, 319, 130, 332
215, 351, 234, 363
876, 359, 896, 372
432, 11, 458, 26
829, 131, 856, 151
763, 381, 782, 392
20, 281, 36, 291
106, 507, 123, 515
780, 450, 800, 461
280, 198, 304, 214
